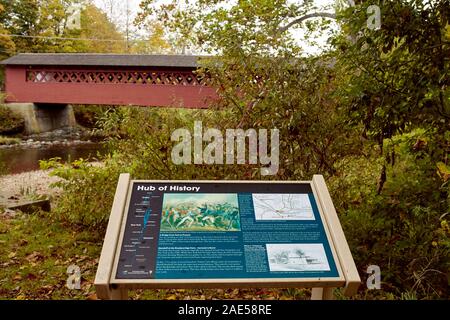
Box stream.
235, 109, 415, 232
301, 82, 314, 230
0, 143, 106, 175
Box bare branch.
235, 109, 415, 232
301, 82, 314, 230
278, 12, 337, 33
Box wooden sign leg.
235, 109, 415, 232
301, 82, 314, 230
110, 287, 128, 300
311, 287, 335, 300
94, 173, 131, 300
312, 175, 361, 297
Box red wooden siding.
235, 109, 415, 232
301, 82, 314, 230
4, 65, 218, 108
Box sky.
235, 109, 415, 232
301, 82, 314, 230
92, 0, 340, 55
92, 0, 142, 35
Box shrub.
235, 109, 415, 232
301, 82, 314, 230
335, 130, 450, 299
40, 156, 122, 229
72, 104, 110, 129
0, 136, 20, 145
0, 105, 24, 134
40, 107, 251, 228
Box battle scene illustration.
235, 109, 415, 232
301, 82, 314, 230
161, 193, 241, 231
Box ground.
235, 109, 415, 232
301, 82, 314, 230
0, 169, 61, 199
0, 169, 61, 212
0, 211, 99, 299
0, 209, 313, 299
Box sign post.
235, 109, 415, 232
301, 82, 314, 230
95, 174, 360, 300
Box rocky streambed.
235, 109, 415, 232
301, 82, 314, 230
3, 138, 94, 149
0, 127, 98, 149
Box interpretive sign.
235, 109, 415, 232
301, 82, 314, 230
95, 174, 360, 300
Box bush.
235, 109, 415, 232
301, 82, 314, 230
40, 157, 122, 229
334, 130, 450, 299
0, 105, 24, 134
0, 136, 20, 145
40, 107, 250, 228
72, 104, 110, 129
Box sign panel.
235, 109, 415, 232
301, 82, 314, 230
112, 181, 341, 282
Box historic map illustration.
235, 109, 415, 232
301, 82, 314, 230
252, 193, 315, 220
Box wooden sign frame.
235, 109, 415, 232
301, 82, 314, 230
94, 174, 360, 300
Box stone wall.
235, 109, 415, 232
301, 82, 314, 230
4, 103, 77, 134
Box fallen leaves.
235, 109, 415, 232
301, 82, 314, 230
0, 212, 313, 301
87, 293, 98, 300
136, 288, 304, 301
26, 251, 44, 263
36, 285, 55, 298
26, 273, 37, 280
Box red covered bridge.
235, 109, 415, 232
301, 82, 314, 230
1, 54, 218, 133
1, 53, 217, 108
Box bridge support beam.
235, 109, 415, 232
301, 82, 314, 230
5, 103, 77, 134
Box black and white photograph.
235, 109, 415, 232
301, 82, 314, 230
266, 243, 330, 272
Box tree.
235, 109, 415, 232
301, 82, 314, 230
0, 0, 127, 54
137, 0, 307, 55
295, 249, 305, 258
136, 0, 361, 179
332, 0, 449, 192
0, 3, 15, 60
74, 3, 126, 53
130, 21, 172, 54
0, 0, 40, 52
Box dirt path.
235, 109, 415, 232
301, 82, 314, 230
0, 170, 62, 198
0, 170, 62, 212
0, 162, 103, 210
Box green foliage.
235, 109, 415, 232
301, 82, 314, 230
137, 1, 363, 180
0, 135, 21, 145
97, 107, 258, 180
72, 104, 110, 129
0, 0, 127, 54
0, 104, 24, 134
333, 0, 449, 143
42, 106, 271, 227
335, 129, 449, 298
331, 1, 449, 298
0, 3, 15, 60
136, 0, 318, 55
39, 156, 121, 228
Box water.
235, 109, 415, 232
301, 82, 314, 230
0, 143, 106, 175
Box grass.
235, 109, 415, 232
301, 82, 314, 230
0, 210, 314, 300
0, 211, 101, 299
0, 136, 21, 146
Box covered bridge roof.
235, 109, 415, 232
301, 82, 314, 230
0, 53, 203, 68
